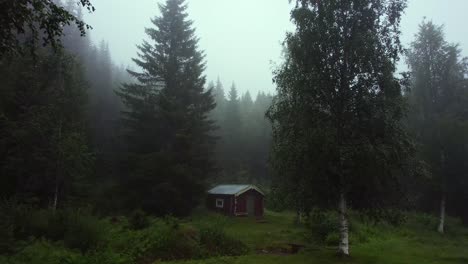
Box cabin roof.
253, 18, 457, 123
208, 184, 264, 196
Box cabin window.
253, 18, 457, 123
216, 198, 224, 208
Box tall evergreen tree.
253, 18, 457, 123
117, 0, 215, 216
222, 83, 242, 176
267, 0, 414, 256
214, 77, 226, 113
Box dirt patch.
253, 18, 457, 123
257, 243, 305, 255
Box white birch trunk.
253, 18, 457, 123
52, 182, 58, 212
52, 118, 63, 213
438, 149, 446, 234
295, 210, 301, 225
438, 196, 446, 234
338, 191, 350, 256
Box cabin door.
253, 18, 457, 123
247, 195, 255, 216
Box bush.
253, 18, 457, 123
5, 240, 81, 264
34, 210, 68, 241
107, 219, 201, 262
1, 204, 249, 263
0, 199, 31, 253
79, 249, 131, 264
129, 209, 149, 230
349, 225, 372, 244
199, 226, 249, 257
0, 202, 106, 254
325, 232, 340, 246
63, 210, 106, 252
144, 222, 197, 260
0, 215, 15, 254
410, 213, 438, 229
384, 209, 407, 227
305, 209, 338, 243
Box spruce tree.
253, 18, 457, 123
223, 83, 242, 178
214, 77, 226, 113
117, 0, 215, 216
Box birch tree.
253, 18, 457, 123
407, 21, 468, 234
268, 0, 413, 256
0, 0, 94, 55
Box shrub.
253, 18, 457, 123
349, 225, 372, 244
79, 249, 131, 264
6, 240, 80, 264
163, 215, 180, 230
0, 199, 30, 253
39, 210, 68, 241
0, 212, 15, 254
129, 209, 149, 230
108, 219, 201, 262
305, 209, 338, 243
163, 226, 201, 260
384, 209, 407, 227
0, 204, 106, 254
199, 225, 249, 257
325, 232, 340, 246
411, 213, 438, 229
9, 207, 67, 242
63, 210, 106, 252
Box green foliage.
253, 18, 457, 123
199, 226, 249, 257
268, 2, 414, 255
405, 212, 441, 232
63, 210, 106, 252
0, 0, 94, 55
325, 233, 340, 247
129, 209, 150, 230
305, 209, 338, 243
0, 201, 105, 254
0, 199, 19, 253
3, 240, 81, 264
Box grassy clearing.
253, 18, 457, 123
188, 209, 306, 250
165, 210, 468, 264
2, 206, 468, 264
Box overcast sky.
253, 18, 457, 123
84, 0, 468, 96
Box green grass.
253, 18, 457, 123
3, 207, 468, 264
164, 210, 468, 264
189, 209, 306, 250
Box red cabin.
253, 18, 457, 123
206, 184, 265, 217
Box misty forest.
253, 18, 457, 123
1, 0, 468, 263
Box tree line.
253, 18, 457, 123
209, 79, 273, 185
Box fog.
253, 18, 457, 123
3, 0, 468, 261
84, 0, 468, 95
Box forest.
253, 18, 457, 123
0, 0, 468, 263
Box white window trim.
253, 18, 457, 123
215, 198, 224, 208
